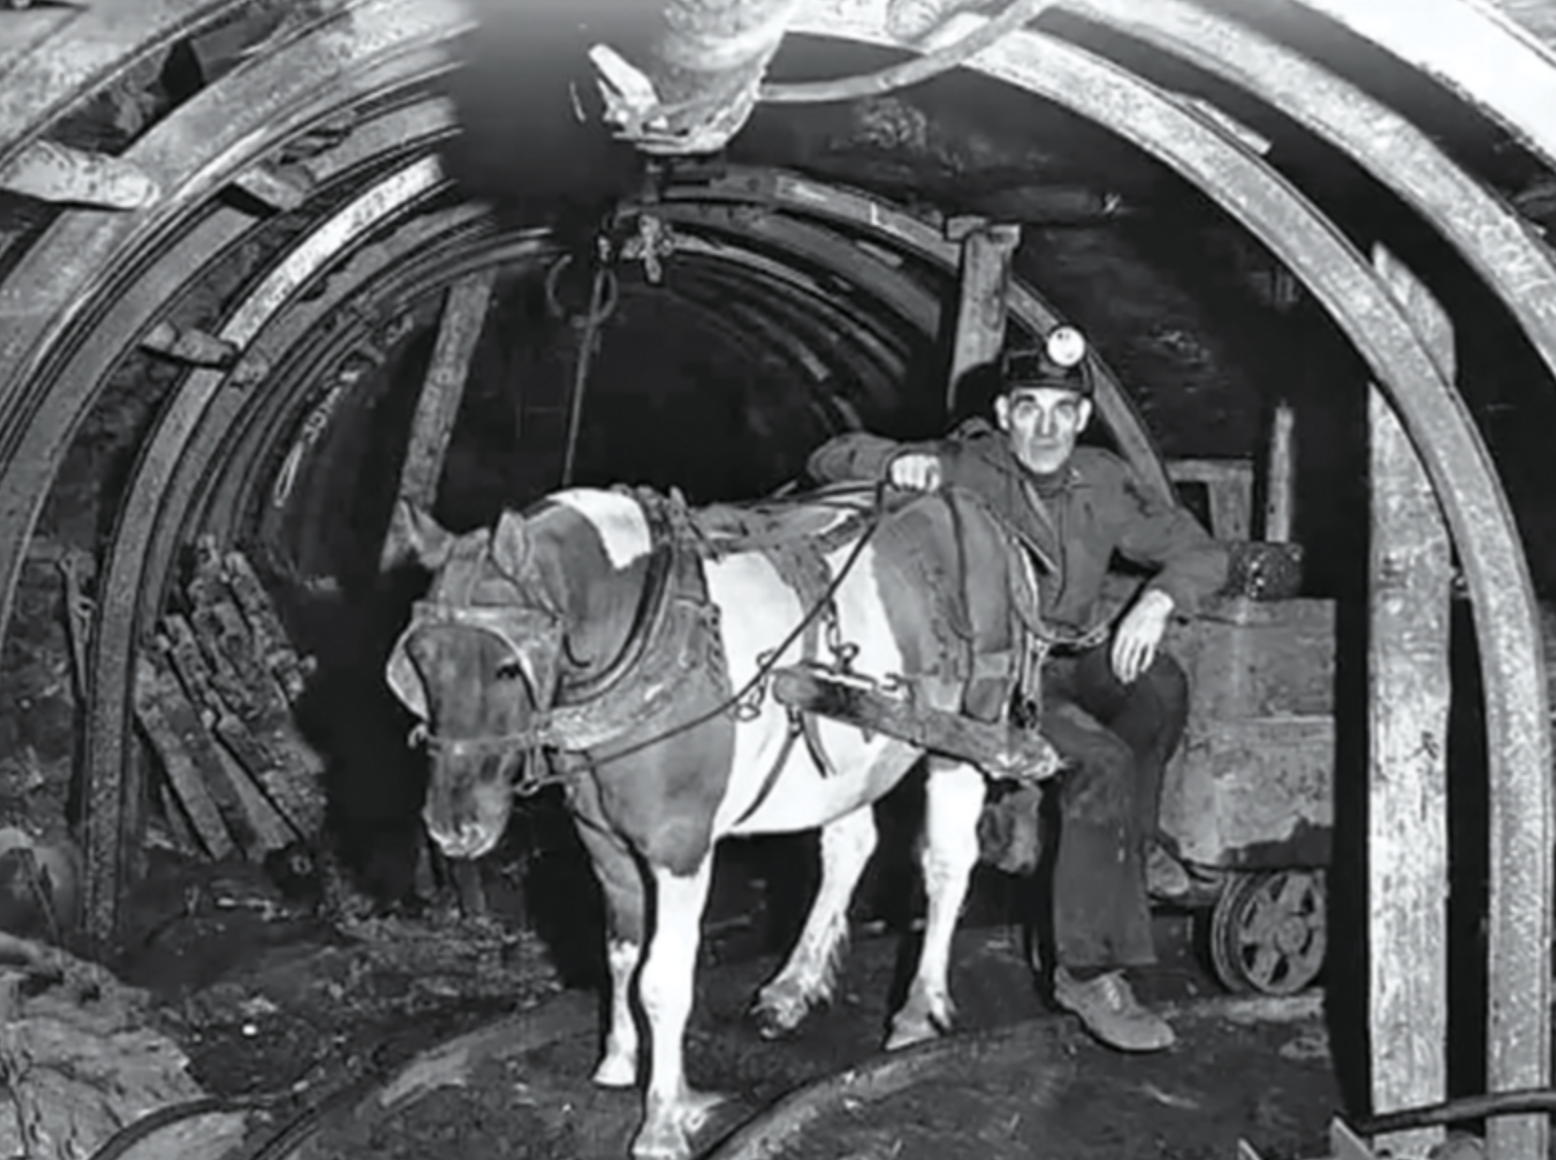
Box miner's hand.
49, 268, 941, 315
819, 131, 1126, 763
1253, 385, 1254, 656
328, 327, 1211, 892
1111, 589, 1175, 683
886, 452, 943, 492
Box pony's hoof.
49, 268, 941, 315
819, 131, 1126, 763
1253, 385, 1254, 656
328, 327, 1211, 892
883, 1019, 936, 1052
630, 1122, 693, 1160
591, 1051, 636, 1089
631, 1090, 730, 1160
884, 1007, 951, 1052
748, 992, 809, 1040
683, 1088, 731, 1129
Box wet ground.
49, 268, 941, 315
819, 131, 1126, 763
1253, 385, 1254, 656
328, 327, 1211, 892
111, 844, 1344, 1160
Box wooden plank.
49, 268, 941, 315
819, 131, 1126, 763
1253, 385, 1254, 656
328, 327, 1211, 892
1166, 458, 1254, 541
393, 269, 496, 509
155, 778, 202, 858
231, 161, 315, 212
191, 600, 326, 837
132, 654, 235, 861
160, 616, 221, 717
1368, 246, 1451, 1160
161, 618, 296, 856
0, 139, 159, 208
210, 741, 297, 856
771, 667, 1061, 782
945, 220, 1021, 413
1264, 400, 1297, 543
221, 549, 311, 703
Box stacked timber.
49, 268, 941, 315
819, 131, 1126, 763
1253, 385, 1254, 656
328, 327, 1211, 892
133, 539, 325, 862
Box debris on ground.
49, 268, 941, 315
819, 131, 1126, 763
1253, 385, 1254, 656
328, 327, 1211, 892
0, 932, 239, 1160
130, 886, 566, 1100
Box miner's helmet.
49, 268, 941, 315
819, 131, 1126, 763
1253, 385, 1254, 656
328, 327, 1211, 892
999, 325, 1093, 397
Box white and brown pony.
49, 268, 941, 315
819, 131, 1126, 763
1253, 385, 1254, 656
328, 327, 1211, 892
385, 483, 1057, 1160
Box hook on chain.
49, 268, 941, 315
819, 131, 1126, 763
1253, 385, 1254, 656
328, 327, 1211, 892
544, 252, 620, 331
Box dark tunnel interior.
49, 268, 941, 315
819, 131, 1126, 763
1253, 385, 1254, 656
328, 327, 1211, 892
6, 11, 1556, 1128
62, 16, 1547, 942
6, 9, 1556, 1153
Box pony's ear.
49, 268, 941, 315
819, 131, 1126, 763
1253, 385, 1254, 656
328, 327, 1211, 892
490, 509, 531, 581
381, 499, 455, 572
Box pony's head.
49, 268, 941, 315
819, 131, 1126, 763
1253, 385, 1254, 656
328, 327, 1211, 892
384, 501, 563, 859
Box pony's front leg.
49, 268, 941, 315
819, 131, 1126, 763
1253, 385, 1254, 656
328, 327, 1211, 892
751, 806, 878, 1038
572, 819, 646, 1089
633, 856, 721, 1160
886, 757, 986, 1051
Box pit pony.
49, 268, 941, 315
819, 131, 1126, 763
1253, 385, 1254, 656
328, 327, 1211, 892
385, 482, 1058, 1160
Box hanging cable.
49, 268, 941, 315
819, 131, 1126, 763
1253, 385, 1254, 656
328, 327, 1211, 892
559, 257, 614, 489
758, 0, 1053, 105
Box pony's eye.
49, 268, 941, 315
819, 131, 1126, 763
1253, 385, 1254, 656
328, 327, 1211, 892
496, 660, 526, 682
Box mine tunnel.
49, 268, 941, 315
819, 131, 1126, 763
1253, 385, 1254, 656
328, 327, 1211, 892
3, 2, 1556, 1159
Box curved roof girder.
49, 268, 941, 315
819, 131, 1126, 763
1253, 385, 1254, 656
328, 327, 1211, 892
662, 166, 1173, 493
220, 208, 498, 558
1059, 0, 1556, 394
788, 0, 1551, 1140
81, 153, 450, 933
227, 227, 922, 558
0, 0, 453, 727
0, 0, 252, 173
1291, 0, 1556, 173
0, 0, 457, 461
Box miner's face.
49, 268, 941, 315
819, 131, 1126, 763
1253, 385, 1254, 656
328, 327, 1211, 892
995, 386, 1093, 476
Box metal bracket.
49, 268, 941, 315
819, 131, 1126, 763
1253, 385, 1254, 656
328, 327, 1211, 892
57, 549, 95, 705
619, 213, 679, 285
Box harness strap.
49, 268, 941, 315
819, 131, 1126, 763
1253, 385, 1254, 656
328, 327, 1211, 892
688, 493, 875, 561
559, 486, 679, 705
760, 537, 847, 780
731, 715, 805, 828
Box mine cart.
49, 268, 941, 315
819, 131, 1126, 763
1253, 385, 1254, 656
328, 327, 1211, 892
1161, 588, 1334, 996
1155, 445, 1333, 998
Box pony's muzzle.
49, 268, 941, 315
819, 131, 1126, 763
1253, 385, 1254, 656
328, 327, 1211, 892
424, 813, 499, 860
422, 754, 515, 859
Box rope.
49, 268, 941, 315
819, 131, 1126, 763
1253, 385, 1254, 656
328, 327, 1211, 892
585, 481, 892, 770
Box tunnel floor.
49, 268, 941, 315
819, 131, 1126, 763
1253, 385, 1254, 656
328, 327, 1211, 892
319, 933, 1337, 1160
112, 844, 1341, 1160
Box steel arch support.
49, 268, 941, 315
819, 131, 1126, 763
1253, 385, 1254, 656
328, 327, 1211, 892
1060, 0, 1556, 407
216, 207, 497, 556
0, 0, 469, 737
0, 93, 460, 668
789, 3, 1551, 1152
1292, 0, 1556, 174
82, 152, 447, 937
668, 166, 1174, 495
661, 203, 941, 329
0, 0, 253, 172
216, 217, 916, 565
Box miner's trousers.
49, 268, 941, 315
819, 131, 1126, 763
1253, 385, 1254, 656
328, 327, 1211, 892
1038, 645, 1189, 971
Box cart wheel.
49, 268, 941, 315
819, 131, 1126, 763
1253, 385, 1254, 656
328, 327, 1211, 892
1209, 869, 1327, 995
